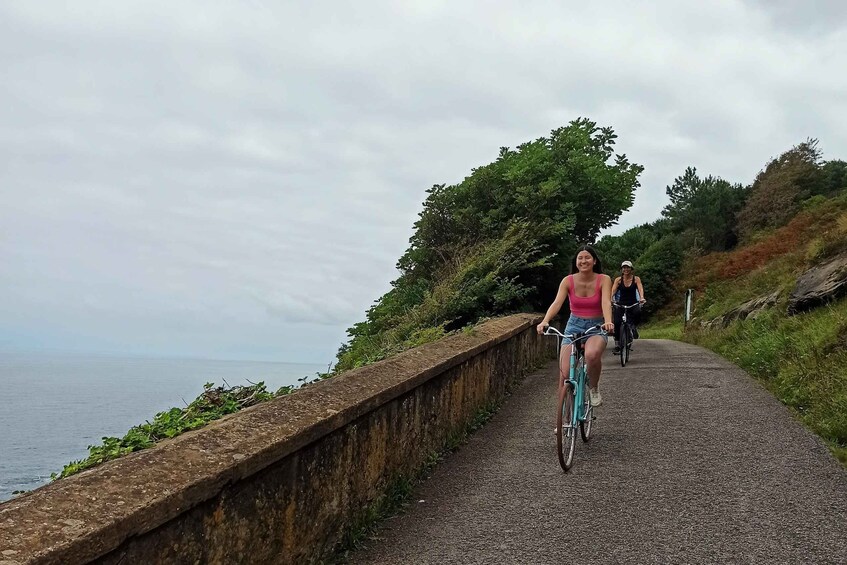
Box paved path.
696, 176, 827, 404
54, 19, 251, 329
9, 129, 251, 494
347, 339, 847, 564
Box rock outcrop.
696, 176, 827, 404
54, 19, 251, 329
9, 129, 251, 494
698, 289, 782, 329
786, 253, 847, 315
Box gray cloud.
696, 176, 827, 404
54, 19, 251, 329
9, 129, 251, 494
2, 0, 846, 362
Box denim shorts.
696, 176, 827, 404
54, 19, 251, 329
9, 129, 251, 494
562, 315, 608, 345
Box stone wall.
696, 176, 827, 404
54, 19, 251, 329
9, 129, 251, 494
0, 313, 547, 564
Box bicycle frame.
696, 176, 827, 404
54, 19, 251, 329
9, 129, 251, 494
614, 301, 640, 320
545, 326, 603, 425
544, 324, 605, 471
564, 340, 587, 426
613, 302, 640, 339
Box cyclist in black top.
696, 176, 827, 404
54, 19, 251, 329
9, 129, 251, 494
610, 260, 646, 352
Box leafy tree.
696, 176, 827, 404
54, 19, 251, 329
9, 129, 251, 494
336, 118, 644, 372
737, 139, 824, 240
595, 223, 660, 276
661, 167, 748, 251
820, 159, 847, 196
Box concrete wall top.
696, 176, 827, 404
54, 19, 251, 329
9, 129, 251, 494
0, 313, 540, 564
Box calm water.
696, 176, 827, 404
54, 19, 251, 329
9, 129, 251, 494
0, 352, 326, 502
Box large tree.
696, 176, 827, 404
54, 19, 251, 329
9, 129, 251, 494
662, 167, 748, 251
335, 118, 643, 371
737, 139, 823, 240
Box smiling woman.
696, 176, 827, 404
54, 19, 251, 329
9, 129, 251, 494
537, 244, 614, 407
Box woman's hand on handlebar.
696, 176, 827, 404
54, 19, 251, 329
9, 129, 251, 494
536, 322, 549, 335
601, 321, 615, 333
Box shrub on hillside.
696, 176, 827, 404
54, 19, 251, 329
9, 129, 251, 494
633, 236, 684, 314
821, 159, 847, 196
737, 139, 824, 241
335, 220, 561, 371
682, 194, 847, 291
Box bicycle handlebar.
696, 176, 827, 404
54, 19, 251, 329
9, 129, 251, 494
612, 302, 642, 310
542, 324, 607, 341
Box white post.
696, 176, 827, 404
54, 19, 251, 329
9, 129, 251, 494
684, 289, 694, 326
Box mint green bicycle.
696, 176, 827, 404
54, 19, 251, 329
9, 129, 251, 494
543, 324, 603, 471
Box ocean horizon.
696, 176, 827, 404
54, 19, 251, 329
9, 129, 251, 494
0, 350, 327, 502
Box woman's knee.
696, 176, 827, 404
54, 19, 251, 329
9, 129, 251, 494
585, 349, 602, 364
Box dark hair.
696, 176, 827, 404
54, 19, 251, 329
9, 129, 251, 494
570, 244, 604, 274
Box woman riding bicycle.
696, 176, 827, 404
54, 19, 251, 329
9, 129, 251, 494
536, 245, 614, 406
610, 260, 646, 353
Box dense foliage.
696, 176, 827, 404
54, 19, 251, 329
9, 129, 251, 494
662, 167, 747, 252
737, 139, 824, 240
53, 381, 286, 479
334, 119, 643, 372
596, 138, 847, 317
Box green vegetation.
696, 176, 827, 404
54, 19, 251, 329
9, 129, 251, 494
642, 194, 847, 464
53, 381, 291, 479
683, 302, 847, 464
593, 136, 847, 464
52, 117, 641, 482
50, 121, 847, 480
333, 118, 643, 373
638, 319, 683, 341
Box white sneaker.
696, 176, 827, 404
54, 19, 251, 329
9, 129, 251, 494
589, 388, 603, 407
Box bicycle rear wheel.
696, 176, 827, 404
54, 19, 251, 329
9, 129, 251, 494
556, 382, 577, 471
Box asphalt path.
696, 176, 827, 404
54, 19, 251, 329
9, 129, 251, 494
346, 339, 847, 564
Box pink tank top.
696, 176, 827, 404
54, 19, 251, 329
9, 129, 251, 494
567, 274, 603, 318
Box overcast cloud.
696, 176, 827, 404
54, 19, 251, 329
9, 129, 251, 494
1, 1, 845, 363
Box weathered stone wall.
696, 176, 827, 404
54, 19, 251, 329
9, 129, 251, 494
0, 314, 547, 564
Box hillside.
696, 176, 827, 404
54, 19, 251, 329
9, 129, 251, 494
643, 194, 847, 464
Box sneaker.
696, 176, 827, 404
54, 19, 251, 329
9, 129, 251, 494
589, 388, 603, 407
633, 327, 640, 339
613, 346, 621, 354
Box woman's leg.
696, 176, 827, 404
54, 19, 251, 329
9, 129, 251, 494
613, 307, 624, 351
584, 336, 607, 390
559, 344, 572, 387
556, 344, 573, 429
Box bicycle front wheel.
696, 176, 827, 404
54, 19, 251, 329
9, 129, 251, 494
619, 325, 629, 367
623, 325, 632, 365
556, 382, 577, 471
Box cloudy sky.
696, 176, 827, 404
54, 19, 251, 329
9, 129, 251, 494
1, 1, 845, 364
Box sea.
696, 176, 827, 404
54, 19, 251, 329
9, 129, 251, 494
0, 351, 326, 502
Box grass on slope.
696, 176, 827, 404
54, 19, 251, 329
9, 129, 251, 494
643, 195, 847, 464
684, 301, 847, 465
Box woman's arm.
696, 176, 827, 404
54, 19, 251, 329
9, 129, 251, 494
636, 276, 646, 303
537, 277, 569, 333
601, 275, 614, 332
